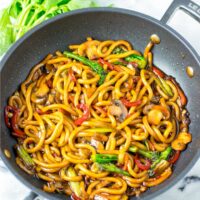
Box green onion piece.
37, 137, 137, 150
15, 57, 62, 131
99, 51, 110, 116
113, 61, 127, 66
125, 54, 147, 69
67, 167, 81, 197
91, 154, 118, 163
63, 51, 107, 85
112, 47, 147, 69
129, 146, 159, 160
151, 147, 172, 169
155, 77, 173, 97
112, 47, 125, 54
16, 144, 35, 168
144, 140, 150, 151
99, 163, 130, 176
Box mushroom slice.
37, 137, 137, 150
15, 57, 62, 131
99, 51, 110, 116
109, 99, 128, 122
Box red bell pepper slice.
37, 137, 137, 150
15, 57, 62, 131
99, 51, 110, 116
4, 106, 14, 128
169, 77, 187, 106
46, 79, 53, 89
36, 109, 51, 115
71, 193, 81, 200
99, 58, 114, 70
98, 58, 122, 72
74, 104, 90, 126
152, 66, 165, 78
129, 61, 139, 68
68, 68, 77, 82
177, 88, 187, 106
4, 105, 25, 138
68, 95, 75, 104
134, 155, 151, 170
118, 59, 128, 65
11, 109, 25, 138
168, 150, 180, 164
121, 98, 142, 108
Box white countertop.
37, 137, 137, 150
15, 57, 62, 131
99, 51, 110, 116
0, 0, 200, 200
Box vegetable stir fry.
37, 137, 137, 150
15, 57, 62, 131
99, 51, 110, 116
4, 36, 192, 199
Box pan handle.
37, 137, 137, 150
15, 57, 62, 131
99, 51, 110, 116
160, 0, 200, 24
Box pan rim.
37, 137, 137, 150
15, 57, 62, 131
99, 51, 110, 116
0, 7, 200, 200
0, 7, 199, 70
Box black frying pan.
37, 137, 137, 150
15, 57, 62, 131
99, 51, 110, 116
1, 0, 200, 199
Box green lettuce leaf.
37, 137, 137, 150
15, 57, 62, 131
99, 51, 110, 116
0, 9, 13, 55
67, 0, 97, 10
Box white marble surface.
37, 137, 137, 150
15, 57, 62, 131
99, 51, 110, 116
0, 0, 200, 200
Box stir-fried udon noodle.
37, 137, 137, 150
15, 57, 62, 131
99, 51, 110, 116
5, 36, 192, 200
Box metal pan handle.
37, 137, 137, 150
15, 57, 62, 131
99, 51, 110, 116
160, 0, 200, 60
160, 0, 200, 24
161, 1, 200, 153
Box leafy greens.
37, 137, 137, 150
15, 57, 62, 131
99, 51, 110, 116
0, 0, 98, 56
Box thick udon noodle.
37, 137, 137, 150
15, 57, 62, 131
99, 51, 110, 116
5, 37, 192, 200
